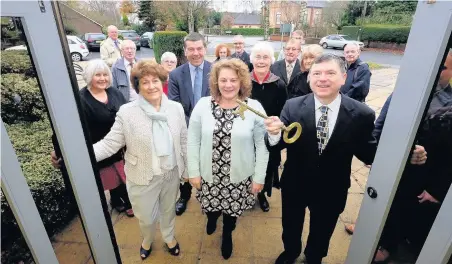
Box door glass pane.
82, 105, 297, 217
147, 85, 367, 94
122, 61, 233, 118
370, 34, 452, 263
1, 16, 93, 264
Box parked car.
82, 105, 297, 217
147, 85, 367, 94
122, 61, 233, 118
80, 33, 106, 51
118, 30, 141, 50
67, 35, 90, 61
319, 34, 364, 50
140, 32, 154, 48
5, 36, 89, 62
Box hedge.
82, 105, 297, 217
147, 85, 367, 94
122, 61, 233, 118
1, 73, 47, 124
1, 50, 36, 78
2, 119, 78, 264
341, 25, 411, 44
1, 50, 78, 263
230, 28, 264, 36
153, 31, 188, 65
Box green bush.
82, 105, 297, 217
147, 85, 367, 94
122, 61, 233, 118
1, 118, 78, 264
341, 25, 411, 44
1, 50, 36, 77
1, 73, 47, 124
361, 25, 410, 44
230, 28, 264, 36
153, 31, 188, 65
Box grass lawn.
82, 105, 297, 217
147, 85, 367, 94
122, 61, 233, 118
368, 61, 384, 70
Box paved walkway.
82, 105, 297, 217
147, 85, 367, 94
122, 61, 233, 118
54, 67, 398, 263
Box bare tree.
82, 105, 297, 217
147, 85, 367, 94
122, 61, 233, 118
156, 0, 210, 33
323, 0, 348, 29
85, 0, 121, 26
221, 13, 234, 29
279, 1, 301, 26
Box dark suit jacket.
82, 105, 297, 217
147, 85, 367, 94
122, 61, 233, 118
231, 51, 253, 71
168, 61, 212, 125
265, 94, 377, 209
270, 59, 301, 88
340, 58, 371, 102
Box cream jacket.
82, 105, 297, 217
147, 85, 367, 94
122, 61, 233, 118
100, 38, 122, 67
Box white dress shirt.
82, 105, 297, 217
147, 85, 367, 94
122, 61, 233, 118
124, 58, 138, 102
268, 94, 342, 146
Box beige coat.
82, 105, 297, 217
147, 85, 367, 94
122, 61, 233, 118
100, 38, 122, 67
93, 99, 188, 185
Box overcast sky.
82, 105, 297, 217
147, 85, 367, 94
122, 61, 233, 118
210, 0, 262, 13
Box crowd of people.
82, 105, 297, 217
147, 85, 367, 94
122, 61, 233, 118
49, 24, 452, 264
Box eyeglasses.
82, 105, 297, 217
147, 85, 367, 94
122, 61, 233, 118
163, 60, 177, 64
285, 47, 300, 52
233, 42, 244, 45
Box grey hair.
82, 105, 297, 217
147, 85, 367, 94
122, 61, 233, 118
161, 52, 177, 63
233, 35, 245, 43
250, 42, 275, 64
312, 53, 347, 74
83, 59, 112, 88
184, 32, 206, 48
344, 42, 361, 50
121, 39, 136, 50
107, 25, 118, 32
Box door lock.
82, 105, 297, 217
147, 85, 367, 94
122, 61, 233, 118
367, 187, 378, 199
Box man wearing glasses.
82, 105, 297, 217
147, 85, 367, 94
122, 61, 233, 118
277, 30, 305, 61
271, 38, 301, 89
231, 35, 253, 71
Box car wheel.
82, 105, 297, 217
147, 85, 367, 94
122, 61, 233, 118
322, 42, 328, 49
71, 52, 82, 62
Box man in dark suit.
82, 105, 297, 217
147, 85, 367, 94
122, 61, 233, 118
168, 32, 212, 215
270, 38, 301, 96
231, 35, 253, 71
264, 54, 427, 264
340, 43, 372, 102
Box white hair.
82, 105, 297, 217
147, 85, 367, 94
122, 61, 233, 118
161, 52, 177, 63
83, 59, 112, 88
121, 39, 136, 50
344, 42, 361, 50
250, 42, 275, 64
107, 25, 117, 32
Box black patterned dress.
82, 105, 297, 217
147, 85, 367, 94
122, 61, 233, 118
196, 99, 255, 217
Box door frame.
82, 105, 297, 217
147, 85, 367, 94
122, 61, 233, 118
346, 1, 452, 263
1, 1, 120, 263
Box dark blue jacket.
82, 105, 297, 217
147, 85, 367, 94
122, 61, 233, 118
340, 58, 371, 102
372, 93, 392, 141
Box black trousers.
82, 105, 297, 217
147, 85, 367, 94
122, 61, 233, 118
281, 186, 347, 261
179, 181, 192, 200
110, 183, 132, 209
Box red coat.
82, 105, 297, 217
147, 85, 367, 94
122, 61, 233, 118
163, 80, 168, 95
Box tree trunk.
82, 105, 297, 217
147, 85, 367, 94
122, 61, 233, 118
188, 2, 194, 33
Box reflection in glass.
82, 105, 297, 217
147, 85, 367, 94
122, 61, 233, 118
1, 16, 92, 263
374, 43, 452, 263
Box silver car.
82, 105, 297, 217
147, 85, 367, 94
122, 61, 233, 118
319, 34, 364, 50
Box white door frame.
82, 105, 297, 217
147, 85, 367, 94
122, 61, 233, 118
1, 1, 120, 263
346, 1, 452, 263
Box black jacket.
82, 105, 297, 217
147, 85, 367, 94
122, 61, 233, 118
270, 59, 301, 88
266, 94, 377, 210
231, 51, 253, 72
250, 72, 287, 117
287, 70, 311, 99
340, 58, 371, 102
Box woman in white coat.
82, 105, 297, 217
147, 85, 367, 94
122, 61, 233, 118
93, 60, 187, 260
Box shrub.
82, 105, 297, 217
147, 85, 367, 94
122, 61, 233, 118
230, 28, 264, 36
1, 118, 78, 263
1, 73, 47, 124
1, 50, 36, 78
153, 31, 188, 65
361, 25, 410, 44
341, 25, 411, 44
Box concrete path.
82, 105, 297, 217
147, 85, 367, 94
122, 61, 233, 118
53, 68, 399, 264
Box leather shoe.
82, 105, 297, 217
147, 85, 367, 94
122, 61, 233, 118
275, 252, 296, 264
258, 193, 270, 212
175, 198, 188, 216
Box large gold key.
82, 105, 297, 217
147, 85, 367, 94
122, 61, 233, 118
234, 99, 302, 144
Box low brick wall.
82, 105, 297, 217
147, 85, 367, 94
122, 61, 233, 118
305, 38, 321, 45
366, 41, 406, 51
269, 34, 290, 42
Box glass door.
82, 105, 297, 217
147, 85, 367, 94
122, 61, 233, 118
1, 1, 120, 263
346, 1, 452, 263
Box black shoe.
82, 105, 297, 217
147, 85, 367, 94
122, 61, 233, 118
258, 193, 270, 212
221, 232, 233, 259
305, 257, 322, 264
175, 198, 188, 216
140, 245, 152, 260
275, 252, 296, 264
166, 242, 180, 256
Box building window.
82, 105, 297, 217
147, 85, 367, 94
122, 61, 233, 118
276, 12, 281, 25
